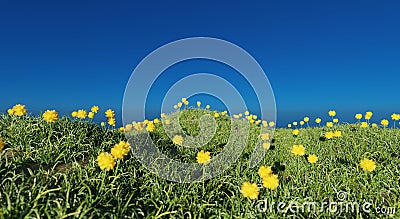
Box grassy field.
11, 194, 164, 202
0, 107, 399, 218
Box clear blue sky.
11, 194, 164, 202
1, 0, 399, 127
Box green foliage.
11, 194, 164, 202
0, 110, 399, 218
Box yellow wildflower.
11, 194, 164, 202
108, 117, 116, 126
105, 109, 115, 118
172, 135, 183, 146
360, 158, 376, 172
42, 110, 58, 122
10, 104, 27, 116
240, 182, 259, 200
291, 145, 305, 156
91, 106, 99, 113
262, 174, 279, 190
258, 165, 273, 178
97, 152, 116, 170
308, 154, 318, 163
196, 150, 211, 164
380, 119, 389, 127
76, 109, 87, 119
360, 122, 368, 128
262, 142, 271, 150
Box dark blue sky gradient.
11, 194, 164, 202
1, 0, 399, 127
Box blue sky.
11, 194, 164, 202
1, 0, 399, 127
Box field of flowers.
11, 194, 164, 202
0, 102, 399, 218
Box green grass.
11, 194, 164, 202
0, 109, 399, 218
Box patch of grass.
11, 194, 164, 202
0, 109, 399, 218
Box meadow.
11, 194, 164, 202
0, 103, 399, 218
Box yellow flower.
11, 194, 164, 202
292, 129, 299, 136
10, 104, 27, 116
258, 165, 273, 178
183, 100, 189, 105
333, 118, 339, 123
197, 101, 201, 108
240, 182, 259, 200
196, 150, 211, 164
206, 105, 210, 110
181, 97, 187, 102
360, 122, 368, 128
153, 118, 160, 124
300, 121, 305, 126
111, 143, 125, 159
7, 109, 13, 115
91, 106, 99, 113
252, 115, 257, 119
360, 158, 376, 172
133, 121, 144, 130
326, 122, 333, 127
355, 113, 362, 120
117, 141, 131, 155
119, 127, 125, 132
214, 112, 219, 118
269, 121, 275, 127
161, 113, 166, 118
245, 111, 249, 116
333, 130, 342, 137
262, 174, 279, 190
111, 141, 130, 159
365, 111, 373, 120
42, 110, 58, 122
172, 135, 183, 146
307, 154, 318, 163
304, 117, 309, 122
72, 111, 78, 117
380, 119, 389, 127
261, 133, 269, 140
125, 124, 133, 132
173, 105, 178, 109
287, 124, 292, 128
293, 121, 298, 126
262, 121, 267, 127
391, 113, 400, 121
97, 152, 116, 170
76, 110, 87, 119
315, 118, 321, 124
262, 142, 271, 150
105, 109, 115, 118
165, 119, 171, 125
328, 110, 336, 117
233, 114, 240, 119
177, 102, 183, 108
108, 117, 116, 126
0, 138, 4, 151
146, 121, 155, 132
325, 131, 334, 139
291, 145, 305, 156
101, 122, 105, 127
88, 112, 95, 119
371, 123, 378, 128
222, 111, 228, 116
